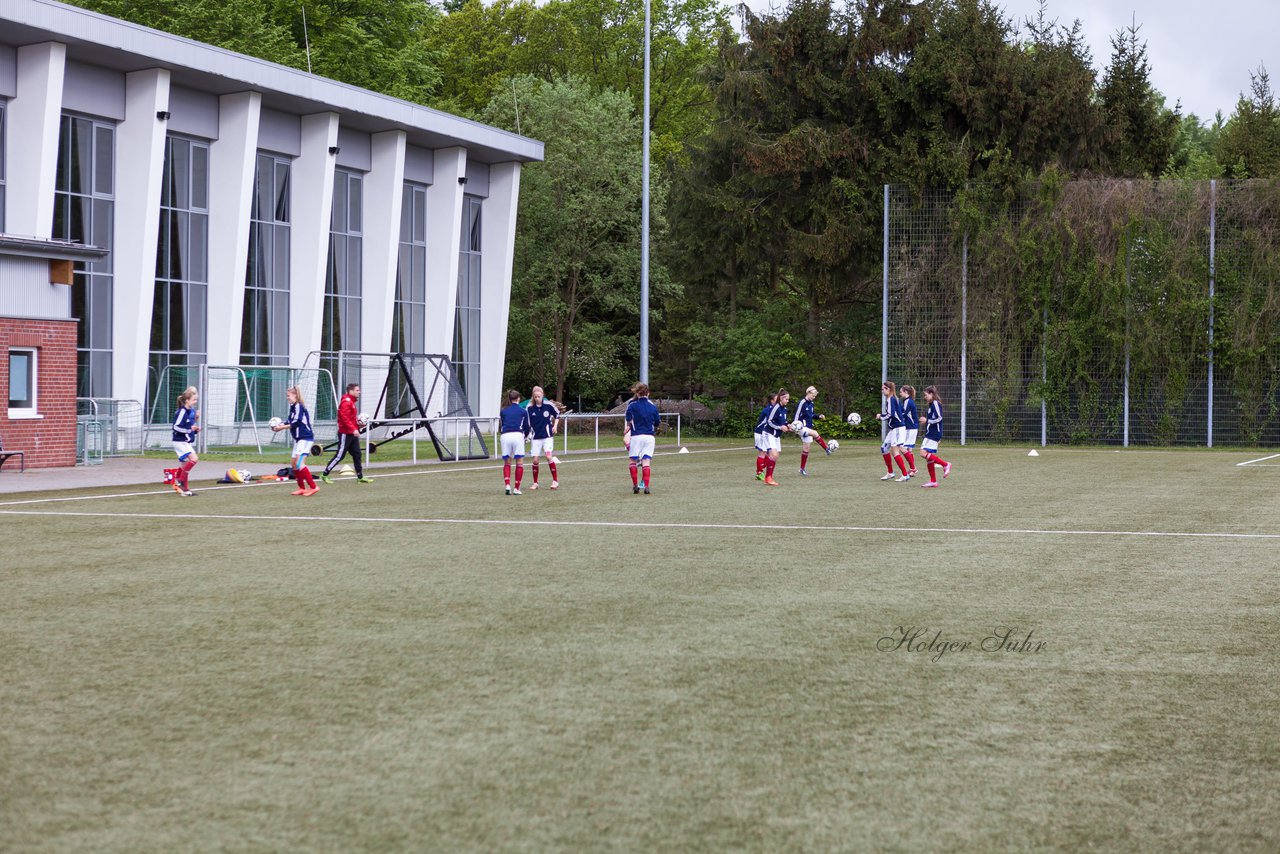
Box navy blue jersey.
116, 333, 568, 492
286, 402, 314, 441
755, 405, 773, 433
626, 397, 661, 436
172, 406, 198, 443
794, 398, 817, 428
902, 397, 918, 431
884, 395, 904, 429
924, 400, 943, 440
499, 403, 531, 435
764, 402, 789, 436
527, 401, 558, 439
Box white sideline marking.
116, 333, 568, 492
0, 508, 1277, 540
1236, 452, 1280, 467
0, 446, 753, 508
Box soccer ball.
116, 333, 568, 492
357, 412, 371, 426
829, 440, 839, 452
790, 420, 805, 433
268, 416, 282, 428
847, 412, 861, 426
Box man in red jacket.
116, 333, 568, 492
319, 383, 372, 484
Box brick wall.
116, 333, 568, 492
0, 318, 79, 468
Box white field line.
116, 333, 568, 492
0, 508, 1277, 540
1236, 452, 1280, 467
0, 446, 753, 508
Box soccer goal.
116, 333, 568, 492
146, 364, 338, 454
302, 351, 490, 461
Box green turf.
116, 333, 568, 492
3, 445, 1278, 851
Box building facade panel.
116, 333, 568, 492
0, 256, 71, 317
0, 45, 15, 97
258, 108, 301, 157
62, 60, 125, 120
0, 317, 78, 467
168, 85, 219, 140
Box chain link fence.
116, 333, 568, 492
884, 180, 1280, 446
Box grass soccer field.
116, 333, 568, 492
3, 443, 1279, 851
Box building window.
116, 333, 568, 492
241, 153, 291, 367
149, 135, 209, 419
8, 348, 37, 418
322, 168, 362, 390
453, 195, 482, 412
53, 114, 115, 398
393, 182, 428, 355
0, 101, 7, 234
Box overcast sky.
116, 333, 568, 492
731, 0, 1278, 122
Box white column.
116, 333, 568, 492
288, 112, 339, 364
478, 161, 522, 419
206, 91, 261, 366
112, 68, 170, 406
361, 130, 406, 359
423, 146, 467, 358
7, 43, 65, 238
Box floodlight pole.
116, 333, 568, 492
639, 0, 651, 384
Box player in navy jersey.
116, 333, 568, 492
169, 386, 200, 496
919, 385, 952, 487
760, 388, 792, 486
794, 385, 834, 476
753, 392, 778, 481
625, 382, 661, 494
874, 380, 909, 481
271, 386, 318, 495
899, 385, 919, 479
498, 388, 531, 495
526, 386, 560, 490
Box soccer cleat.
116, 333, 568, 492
895, 474, 911, 482
764, 476, 779, 486
633, 485, 641, 494
512, 488, 522, 495
921, 481, 939, 488
550, 481, 559, 490
798, 468, 808, 476
943, 462, 952, 478
505, 485, 512, 495
908, 469, 917, 476
530, 482, 538, 490
291, 488, 307, 495
303, 487, 319, 496
880, 472, 896, 481
318, 473, 332, 484
643, 486, 650, 494
181, 489, 195, 497
357, 477, 373, 484
756, 471, 765, 481
825, 446, 833, 456
172, 482, 184, 494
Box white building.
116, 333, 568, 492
0, 0, 542, 464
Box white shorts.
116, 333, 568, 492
629, 434, 656, 460
530, 437, 555, 457
797, 425, 819, 444
292, 439, 313, 458
758, 433, 781, 453
172, 441, 195, 460
754, 432, 767, 452
500, 432, 526, 459
902, 429, 918, 449
922, 438, 939, 452
886, 427, 905, 447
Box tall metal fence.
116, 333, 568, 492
883, 180, 1280, 446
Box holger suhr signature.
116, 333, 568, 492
877, 626, 1047, 663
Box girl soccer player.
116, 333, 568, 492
272, 386, 318, 495
794, 385, 834, 475
170, 386, 200, 496
875, 381, 908, 481
899, 385, 919, 478
753, 392, 777, 481
919, 385, 952, 488
498, 388, 531, 495
759, 388, 791, 486
626, 382, 661, 494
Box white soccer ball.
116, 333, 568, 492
357, 412, 371, 426
268, 416, 282, 428
847, 412, 861, 426
790, 420, 805, 433
829, 439, 839, 451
